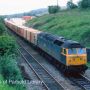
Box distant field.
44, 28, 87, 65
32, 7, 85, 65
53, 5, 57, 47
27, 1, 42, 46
26, 9, 90, 48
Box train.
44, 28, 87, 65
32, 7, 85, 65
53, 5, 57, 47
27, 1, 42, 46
4, 18, 88, 73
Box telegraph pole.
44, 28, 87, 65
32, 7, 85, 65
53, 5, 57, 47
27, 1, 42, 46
57, 0, 59, 12
57, 0, 58, 6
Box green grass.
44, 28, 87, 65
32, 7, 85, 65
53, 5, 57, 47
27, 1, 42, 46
26, 9, 90, 48
0, 75, 16, 90
0, 75, 25, 90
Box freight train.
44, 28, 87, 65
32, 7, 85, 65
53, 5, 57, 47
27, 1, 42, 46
4, 18, 88, 73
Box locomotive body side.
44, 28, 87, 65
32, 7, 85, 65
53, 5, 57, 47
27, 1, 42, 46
37, 33, 66, 65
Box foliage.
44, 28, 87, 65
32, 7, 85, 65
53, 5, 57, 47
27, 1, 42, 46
48, 6, 60, 14
67, 1, 77, 9
0, 17, 6, 35
0, 22, 6, 35
0, 75, 16, 90
26, 9, 90, 47
0, 17, 25, 90
78, 0, 90, 8
0, 35, 18, 56
0, 75, 25, 90
0, 55, 22, 81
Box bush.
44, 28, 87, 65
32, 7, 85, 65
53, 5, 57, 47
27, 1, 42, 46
78, 0, 90, 8
48, 6, 60, 14
0, 23, 6, 35
0, 55, 23, 84
0, 35, 18, 56
0, 17, 6, 35
0, 74, 25, 90
0, 75, 16, 90
0, 55, 25, 90
0, 17, 25, 90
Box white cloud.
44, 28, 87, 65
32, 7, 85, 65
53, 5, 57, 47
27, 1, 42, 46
0, 0, 79, 15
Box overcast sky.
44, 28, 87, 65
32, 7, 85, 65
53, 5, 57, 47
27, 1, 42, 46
0, 0, 79, 15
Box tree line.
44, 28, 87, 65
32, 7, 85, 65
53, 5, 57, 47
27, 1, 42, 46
48, 0, 90, 14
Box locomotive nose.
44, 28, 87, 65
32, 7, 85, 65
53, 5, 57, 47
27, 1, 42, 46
66, 48, 87, 66
66, 55, 87, 66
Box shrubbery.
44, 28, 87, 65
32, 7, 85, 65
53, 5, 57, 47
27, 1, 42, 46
0, 35, 18, 56
78, 0, 90, 9
0, 23, 6, 35
0, 55, 22, 84
48, 6, 60, 14
0, 17, 25, 90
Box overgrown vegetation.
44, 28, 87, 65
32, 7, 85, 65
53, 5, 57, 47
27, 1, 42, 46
48, 6, 60, 14
0, 75, 16, 90
78, 0, 90, 9
0, 35, 18, 56
0, 17, 25, 90
26, 9, 90, 48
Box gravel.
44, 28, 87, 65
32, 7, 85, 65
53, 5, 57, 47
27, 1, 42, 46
17, 55, 46, 90
84, 68, 90, 79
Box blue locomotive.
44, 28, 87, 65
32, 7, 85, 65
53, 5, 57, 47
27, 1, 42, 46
37, 32, 87, 73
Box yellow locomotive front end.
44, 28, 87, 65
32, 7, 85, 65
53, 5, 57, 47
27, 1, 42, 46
65, 48, 88, 73
67, 48, 87, 66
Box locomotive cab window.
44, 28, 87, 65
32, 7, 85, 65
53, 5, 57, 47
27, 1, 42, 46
68, 48, 77, 54
62, 48, 67, 55
64, 49, 66, 54
77, 48, 86, 54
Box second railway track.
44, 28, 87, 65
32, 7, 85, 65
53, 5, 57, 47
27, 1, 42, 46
69, 74, 90, 90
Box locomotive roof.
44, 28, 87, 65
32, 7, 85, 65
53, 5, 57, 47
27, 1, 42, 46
39, 32, 85, 48
39, 32, 65, 42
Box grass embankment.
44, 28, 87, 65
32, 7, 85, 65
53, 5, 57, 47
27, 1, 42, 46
0, 17, 25, 90
26, 9, 90, 67
26, 9, 90, 48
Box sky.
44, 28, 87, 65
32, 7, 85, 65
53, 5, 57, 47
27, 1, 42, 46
0, 0, 79, 15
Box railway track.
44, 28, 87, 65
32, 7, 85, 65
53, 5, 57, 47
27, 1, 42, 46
18, 41, 65, 90
69, 74, 90, 90
7, 30, 65, 90
18, 48, 49, 90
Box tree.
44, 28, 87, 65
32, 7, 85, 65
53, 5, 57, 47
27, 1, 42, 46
48, 6, 60, 14
78, 0, 89, 8
67, 0, 77, 9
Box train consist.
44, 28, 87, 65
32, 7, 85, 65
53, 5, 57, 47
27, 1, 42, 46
5, 18, 88, 73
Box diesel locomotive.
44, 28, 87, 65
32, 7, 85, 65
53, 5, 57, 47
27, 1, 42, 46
4, 18, 88, 73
